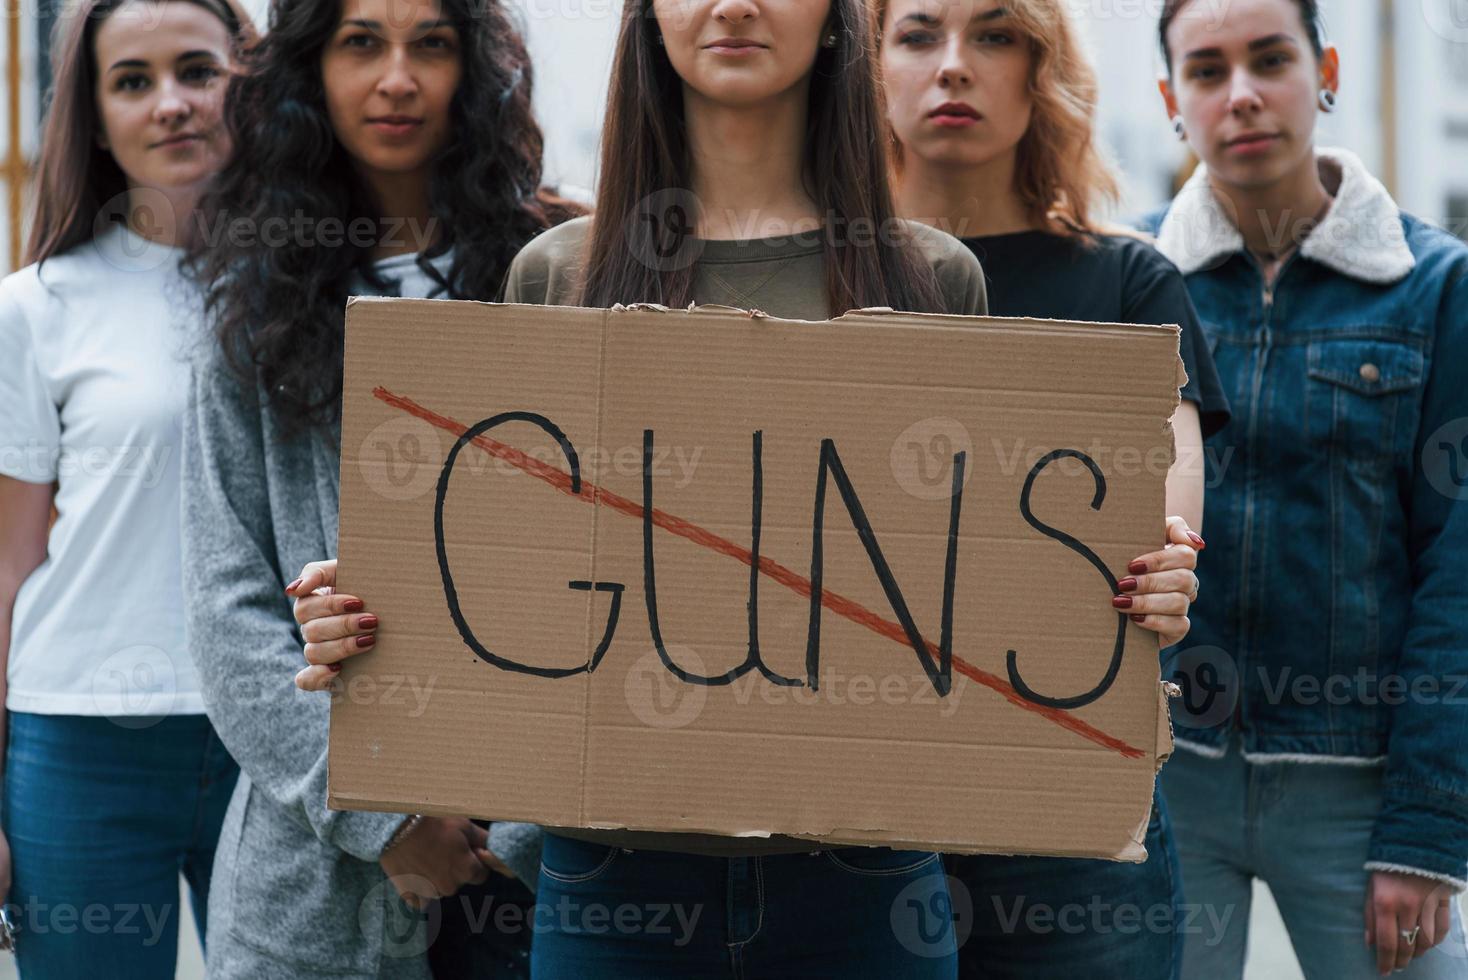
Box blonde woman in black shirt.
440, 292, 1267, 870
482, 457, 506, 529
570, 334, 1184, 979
878, 0, 1228, 977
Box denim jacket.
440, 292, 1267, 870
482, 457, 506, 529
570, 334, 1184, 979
1144, 148, 1468, 889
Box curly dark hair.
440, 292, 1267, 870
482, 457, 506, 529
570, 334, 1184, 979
190, 0, 582, 435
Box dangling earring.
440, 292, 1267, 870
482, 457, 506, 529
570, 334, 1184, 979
822, 32, 838, 48
1318, 88, 1337, 112
656, 33, 664, 46
1171, 116, 1187, 140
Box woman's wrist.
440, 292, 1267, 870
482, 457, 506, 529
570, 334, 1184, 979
380, 814, 424, 856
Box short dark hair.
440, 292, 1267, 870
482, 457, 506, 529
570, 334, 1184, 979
1158, 0, 1325, 73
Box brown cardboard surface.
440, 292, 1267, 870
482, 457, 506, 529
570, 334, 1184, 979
329, 298, 1182, 860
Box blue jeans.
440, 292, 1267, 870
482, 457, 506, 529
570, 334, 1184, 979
531, 834, 958, 978
1162, 740, 1468, 978
947, 790, 1182, 979
2, 712, 238, 979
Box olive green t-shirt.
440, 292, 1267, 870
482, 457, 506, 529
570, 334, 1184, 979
502, 214, 986, 857
503, 213, 987, 319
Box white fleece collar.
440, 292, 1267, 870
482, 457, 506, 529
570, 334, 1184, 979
1155, 147, 1416, 285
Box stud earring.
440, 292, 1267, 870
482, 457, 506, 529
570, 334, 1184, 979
1171, 116, 1187, 140
822, 32, 838, 48
1318, 88, 1337, 112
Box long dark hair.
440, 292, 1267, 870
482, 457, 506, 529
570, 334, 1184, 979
193, 0, 581, 435
27, 0, 253, 265
579, 0, 943, 315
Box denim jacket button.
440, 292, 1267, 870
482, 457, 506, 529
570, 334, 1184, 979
1359, 362, 1381, 383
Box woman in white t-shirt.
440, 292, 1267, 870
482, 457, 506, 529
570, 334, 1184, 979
0, 0, 251, 974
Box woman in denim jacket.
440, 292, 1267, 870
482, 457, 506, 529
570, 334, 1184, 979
1145, 0, 1468, 977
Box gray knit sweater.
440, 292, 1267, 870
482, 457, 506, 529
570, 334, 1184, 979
181, 255, 541, 978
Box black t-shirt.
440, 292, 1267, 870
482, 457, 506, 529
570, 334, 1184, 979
962, 230, 1230, 438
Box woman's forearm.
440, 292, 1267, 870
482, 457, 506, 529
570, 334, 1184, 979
0, 476, 56, 778
1165, 400, 1205, 533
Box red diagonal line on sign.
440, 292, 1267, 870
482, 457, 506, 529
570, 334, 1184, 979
374, 386, 1145, 760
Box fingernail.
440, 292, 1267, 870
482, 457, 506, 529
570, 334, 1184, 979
356, 634, 377, 649
285, 578, 303, 595
359, 615, 379, 630
343, 598, 364, 613
328, 663, 343, 673
1112, 595, 1134, 609
1130, 614, 1146, 623
1117, 577, 1139, 593
1128, 559, 1149, 575
1187, 532, 1205, 549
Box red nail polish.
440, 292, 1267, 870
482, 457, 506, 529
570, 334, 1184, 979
343, 598, 364, 613
328, 663, 343, 672
1128, 560, 1148, 575
1130, 614, 1146, 623
359, 615, 379, 630
1117, 577, 1139, 593
285, 578, 303, 595
1112, 595, 1134, 609
1187, 532, 1206, 549
356, 634, 376, 649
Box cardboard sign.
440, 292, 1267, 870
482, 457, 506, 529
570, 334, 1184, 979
329, 298, 1182, 860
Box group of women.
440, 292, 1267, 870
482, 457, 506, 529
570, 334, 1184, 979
0, 0, 1463, 977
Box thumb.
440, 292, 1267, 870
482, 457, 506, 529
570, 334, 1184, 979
476, 847, 516, 880
1364, 878, 1376, 946
288, 559, 338, 597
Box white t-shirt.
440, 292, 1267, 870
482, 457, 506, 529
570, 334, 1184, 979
0, 224, 205, 715
0, 233, 455, 716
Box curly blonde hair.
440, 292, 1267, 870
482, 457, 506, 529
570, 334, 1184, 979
874, 0, 1121, 238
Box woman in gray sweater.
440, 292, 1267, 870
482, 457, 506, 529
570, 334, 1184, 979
180, 0, 579, 974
